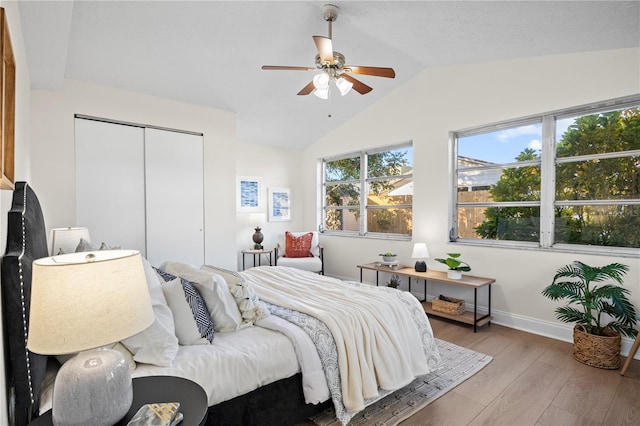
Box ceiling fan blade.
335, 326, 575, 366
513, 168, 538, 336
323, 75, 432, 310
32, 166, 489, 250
341, 74, 373, 95
297, 80, 315, 96
344, 66, 396, 78
313, 35, 334, 65
262, 66, 315, 71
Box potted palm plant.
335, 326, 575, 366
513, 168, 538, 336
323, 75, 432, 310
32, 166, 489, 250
435, 253, 471, 279
541, 261, 637, 369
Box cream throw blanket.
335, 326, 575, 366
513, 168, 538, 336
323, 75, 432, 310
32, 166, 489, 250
241, 266, 432, 413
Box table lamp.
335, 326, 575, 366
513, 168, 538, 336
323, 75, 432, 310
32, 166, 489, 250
411, 243, 430, 272
28, 250, 154, 426
49, 227, 91, 255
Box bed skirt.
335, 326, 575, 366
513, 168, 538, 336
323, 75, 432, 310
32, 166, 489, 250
205, 373, 330, 426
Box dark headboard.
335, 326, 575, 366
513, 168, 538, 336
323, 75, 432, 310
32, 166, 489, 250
1, 182, 49, 425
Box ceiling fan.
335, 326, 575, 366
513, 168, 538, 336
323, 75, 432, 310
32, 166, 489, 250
261, 4, 395, 99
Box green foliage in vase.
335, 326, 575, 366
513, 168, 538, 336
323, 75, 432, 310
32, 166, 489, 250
434, 253, 471, 271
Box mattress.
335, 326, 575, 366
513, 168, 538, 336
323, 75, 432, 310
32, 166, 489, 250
132, 325, 300, 406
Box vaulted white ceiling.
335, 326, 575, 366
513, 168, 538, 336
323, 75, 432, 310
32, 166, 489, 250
18, 1, 640, 149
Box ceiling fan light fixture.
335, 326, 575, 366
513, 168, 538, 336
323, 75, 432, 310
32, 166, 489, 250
335, 76, 353, 96
314, 88, 329, 99
313, 73, 330, 90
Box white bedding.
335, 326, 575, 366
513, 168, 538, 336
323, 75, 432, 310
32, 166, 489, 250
133, 325, 299, 406
241, 266, 439, 414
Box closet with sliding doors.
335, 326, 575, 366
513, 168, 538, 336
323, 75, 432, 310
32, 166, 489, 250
74, 116, 204, 266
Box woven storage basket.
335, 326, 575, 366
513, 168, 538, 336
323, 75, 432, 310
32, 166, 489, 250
573, 325, 621, 369
432, 296, 465, 315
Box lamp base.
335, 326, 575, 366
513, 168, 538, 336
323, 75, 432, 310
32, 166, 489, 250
414, 260, 427, 272
52, 348, 132, 426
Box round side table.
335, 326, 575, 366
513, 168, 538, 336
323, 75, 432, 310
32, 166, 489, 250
30, 375, 208, 426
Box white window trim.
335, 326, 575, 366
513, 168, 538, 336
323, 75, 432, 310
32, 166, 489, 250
322, 141, 413, 240
449, 95, 640, 258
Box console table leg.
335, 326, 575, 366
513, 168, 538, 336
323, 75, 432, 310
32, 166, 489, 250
473, 288, 478, 333
488, 284, 492, 326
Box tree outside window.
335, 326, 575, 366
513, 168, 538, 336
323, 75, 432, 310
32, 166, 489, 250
453, 96, 639, 254
323, 144, 413, 238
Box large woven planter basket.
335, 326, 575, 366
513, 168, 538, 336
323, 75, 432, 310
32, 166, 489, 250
573, 325, 621, 369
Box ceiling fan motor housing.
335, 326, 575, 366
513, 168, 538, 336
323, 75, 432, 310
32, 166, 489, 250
323, 4, 340, 22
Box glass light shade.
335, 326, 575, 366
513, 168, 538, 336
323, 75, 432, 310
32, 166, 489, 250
314, 88, 329, 99
49, 227, 91, 256
313, 72, 330, 89
411, 243, 430, 259
335, 77, 353, 96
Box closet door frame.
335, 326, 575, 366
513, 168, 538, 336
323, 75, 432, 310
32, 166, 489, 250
74, 115, 205, 265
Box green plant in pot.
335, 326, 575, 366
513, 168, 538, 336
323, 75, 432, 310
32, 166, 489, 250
387, 274, 401, 289
541, 261, 637, 369
379, 252, 397, 262
434, 253, 471, 279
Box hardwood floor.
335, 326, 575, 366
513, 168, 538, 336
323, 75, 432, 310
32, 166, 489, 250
299, 316, 640, 425
400, 317, 640, 426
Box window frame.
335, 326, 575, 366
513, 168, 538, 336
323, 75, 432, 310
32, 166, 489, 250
449, 95, 640, 258
322, 141, 413, 240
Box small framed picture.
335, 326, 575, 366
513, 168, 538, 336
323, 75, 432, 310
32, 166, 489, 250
237, 176, 262, 212
268, 187, 291, 222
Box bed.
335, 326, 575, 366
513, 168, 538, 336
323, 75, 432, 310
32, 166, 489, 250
1, 182, 441, 426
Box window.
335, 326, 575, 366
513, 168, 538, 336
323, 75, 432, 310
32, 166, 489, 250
322, 142, 413, 239
451, 95, 639, 256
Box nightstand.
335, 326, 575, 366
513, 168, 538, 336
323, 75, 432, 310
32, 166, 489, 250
241, 248, 274, 270
30, 376, 208, 426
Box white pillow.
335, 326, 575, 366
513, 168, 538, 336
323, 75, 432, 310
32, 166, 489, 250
161, 261, 243, 332
160, 277, 210, 346
121, 258, 179, 367
201, 265, 270, 325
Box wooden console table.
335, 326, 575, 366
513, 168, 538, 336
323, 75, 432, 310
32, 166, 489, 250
357, 262, 495, 332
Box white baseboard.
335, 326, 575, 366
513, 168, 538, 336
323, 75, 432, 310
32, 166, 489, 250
336, 275, 639, 361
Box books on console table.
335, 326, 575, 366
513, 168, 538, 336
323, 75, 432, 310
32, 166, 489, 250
374, 261, 403, 270
127, 402, 183, 426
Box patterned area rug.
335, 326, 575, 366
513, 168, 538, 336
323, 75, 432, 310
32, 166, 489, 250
310, 338, 492, 426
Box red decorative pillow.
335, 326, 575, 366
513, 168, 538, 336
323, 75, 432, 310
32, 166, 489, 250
284, 231, 314, 258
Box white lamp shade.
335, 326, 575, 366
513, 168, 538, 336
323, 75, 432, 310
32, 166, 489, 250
313, 88, 329, 99
28, 250, 154, 355
313, 72, 330, 90
49, 227, 91, 255
249, 212, 267, 227
335, 77, 353, 96
411, 243, 430, 259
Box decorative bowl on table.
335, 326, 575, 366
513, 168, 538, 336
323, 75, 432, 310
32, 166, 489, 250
379, 253, 397, 263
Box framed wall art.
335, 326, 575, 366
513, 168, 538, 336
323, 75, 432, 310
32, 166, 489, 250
0, 7, 15, 190
268, 187, 291, 222
237, 176, 262, 212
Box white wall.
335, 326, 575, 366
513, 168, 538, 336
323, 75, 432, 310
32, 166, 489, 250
300, 48, 640, 346
0, 1, 32, 423
29, 80, 238, 270
235, 142, 304, 270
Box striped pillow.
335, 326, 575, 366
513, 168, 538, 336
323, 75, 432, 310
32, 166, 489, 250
155, 268, 215, 344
